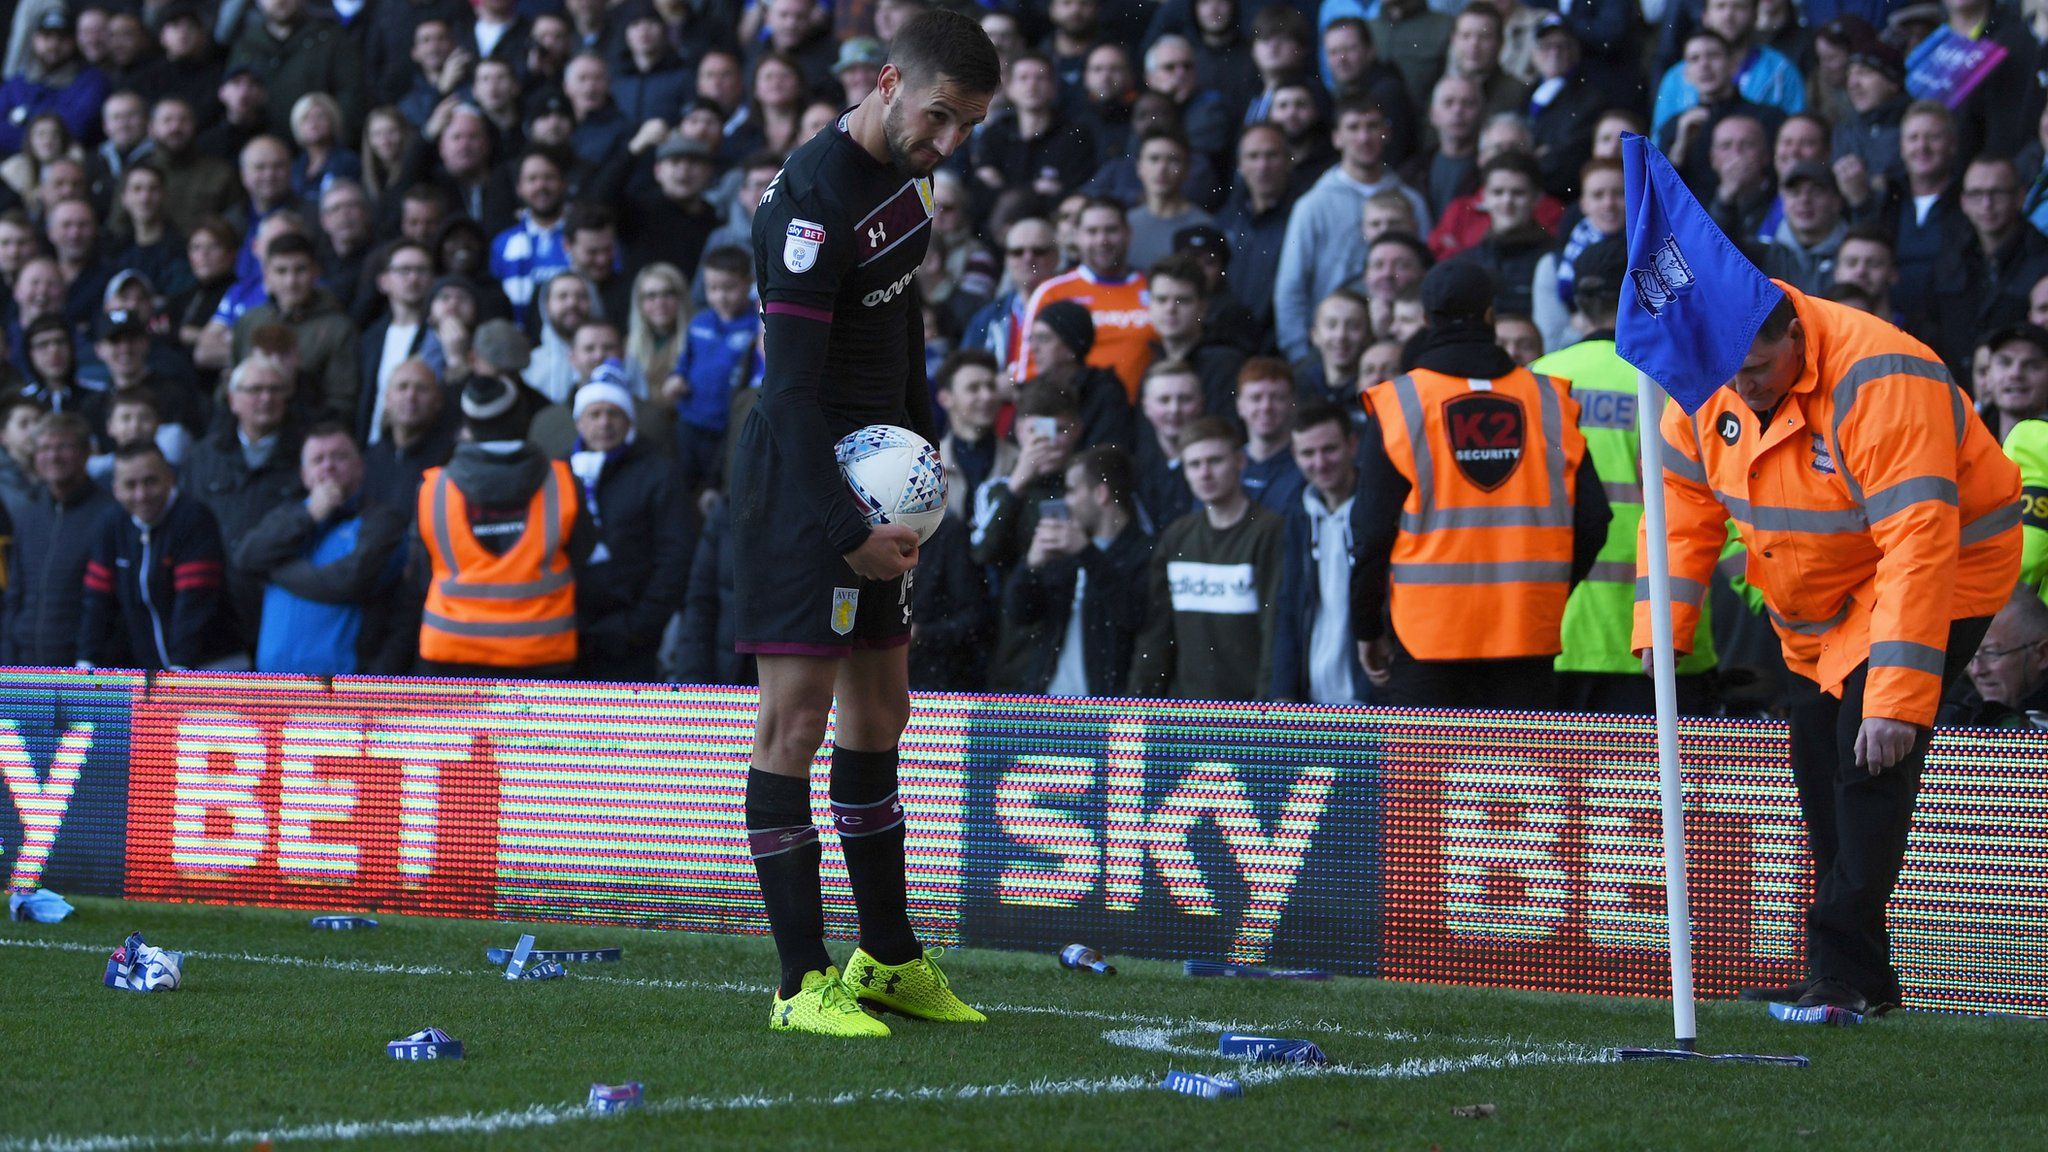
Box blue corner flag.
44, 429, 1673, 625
1615, 133, 1785, 415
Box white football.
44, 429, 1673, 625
835, 424, 946, 545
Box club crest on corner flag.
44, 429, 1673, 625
1615, 133, 1785, 414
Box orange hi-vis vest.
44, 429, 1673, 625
417, 459, 579, 667
1633, 281, 2021, 728
1365, 365, 1587, 660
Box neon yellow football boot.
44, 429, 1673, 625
842, 947, 987, 1023
769, 966, 892, 1037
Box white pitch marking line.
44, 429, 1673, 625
0, 1075, 1167, 1152
0, 938, 1568, 1052
0, 935, 1600, 1151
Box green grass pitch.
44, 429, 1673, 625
4, 898, 2045, 1151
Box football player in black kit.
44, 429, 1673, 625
734, 9, 1000, 1037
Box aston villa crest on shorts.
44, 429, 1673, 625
831, 587, 858, 635
785, 219, 826, 273
1444, 392, 1526, 491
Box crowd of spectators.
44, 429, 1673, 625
2, 0, 2047, 725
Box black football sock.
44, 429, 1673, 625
829, 745, 921, 965
745, 769, 831, 998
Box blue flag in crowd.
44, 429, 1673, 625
1615, 133, 1785, 415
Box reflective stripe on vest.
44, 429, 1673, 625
432, 470, 576, 599
1390, 371, 1573, 534
418, 460, 578, 665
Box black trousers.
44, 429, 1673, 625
1557, 671, 1716, 716
1382, 634, 1559, 711
1786, 615, 1991, 1005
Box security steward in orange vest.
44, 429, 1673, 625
1351, 261, 1612, 710
1635, 282, 2022, 1016
413, 376, 596, 678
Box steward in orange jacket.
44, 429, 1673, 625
1351, 261, 1612, 710
1634, 281, 2021, 1015
411, 376, 596, 678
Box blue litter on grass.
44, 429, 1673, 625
1769, 1001, 1865, 1027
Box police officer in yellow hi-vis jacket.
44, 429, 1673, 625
1635, 282, 2021, 1015
1350, 261, 1612, 711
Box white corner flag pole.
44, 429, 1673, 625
1635, 369, 1699, 1050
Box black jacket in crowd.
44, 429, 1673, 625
2, 481, 117, 666
907, 515, 994, 691
992, 518, 1155, 694
183, 423, 309, 644
674, 502, 754, 686
569, 438, 696, 682
78, 494, 244, 670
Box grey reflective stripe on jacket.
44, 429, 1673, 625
431, 467, 574, 600
1388, 371, 1574, 535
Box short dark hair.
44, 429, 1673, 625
1147, 252, 1209, 296
1140, 357, 1202, 397
1323, 15, 1370, 43
1332, 94, 1385, 126
564, 203, 616, 242
937, 348, 997, 391
1179, 414, 1244, 451
112, 440, 169, 467
3, 391, 50, 418
518, 146, 566, 175
1293, 399, 1354, 438
889, 8, 1001, 95
1685, 28, 1734, 54
108, 387, 159, 417
1080, 195, 1127, 222
700, 244, 751, 280
1068, 445, 1135, 507
1135, 124, 1190, 155
1455, 2, 1504, 30
1251, 4, 1311, 47
263, 231, 317, 263
302, 419, 354, 444
1840, 220, 1894, 252
1479, 150, 1542, 189
1016, 377, 1080, 418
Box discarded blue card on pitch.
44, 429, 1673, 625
387, 1027, 463, 1060
519, 959, 567, 980
1219, 1032, 1327, 1065
310, 915, 377, 930
1162, 1070, 1242, 1099
1770, 1001, 1865, 1027
486, 946, 622, 965
503, 934, 537, 979
588, 1082, 644, 1113
1184, 959, 1331, 981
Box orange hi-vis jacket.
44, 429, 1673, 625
417, 459, 580, 667
1016, 267, 1155, 399
1632, 282, 2022, 727
1364, 365, 1588, 660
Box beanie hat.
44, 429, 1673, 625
572, 360, 637, 424
461, 375, 526, 442
1036, 300, 1095, 359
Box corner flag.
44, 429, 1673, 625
1615, 133, 1784, 414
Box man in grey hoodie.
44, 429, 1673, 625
1272, 95, 1431, 362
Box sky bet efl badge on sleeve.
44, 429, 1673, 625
784, 219, 825, 273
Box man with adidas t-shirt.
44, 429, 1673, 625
1126, 415, 1285, 699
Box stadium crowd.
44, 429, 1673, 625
2, 0, 2048, 725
